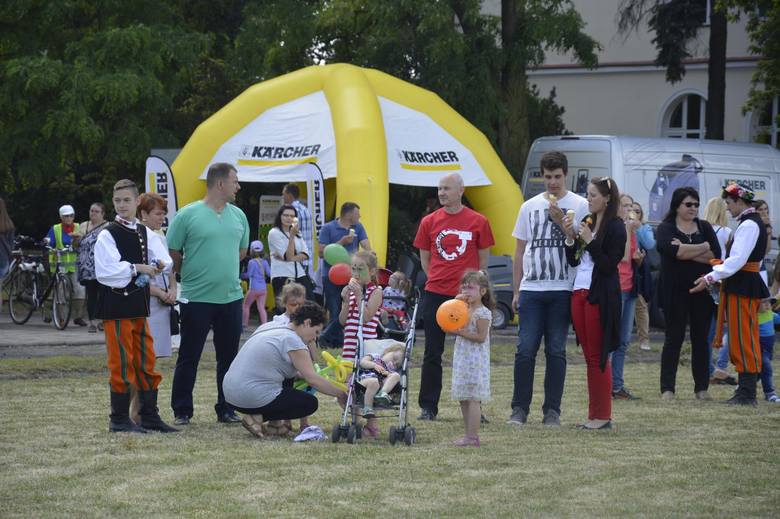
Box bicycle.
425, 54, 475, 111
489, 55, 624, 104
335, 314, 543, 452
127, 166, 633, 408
8, 237, 73, 330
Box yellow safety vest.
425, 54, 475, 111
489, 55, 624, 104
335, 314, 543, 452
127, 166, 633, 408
49, 224, 77, 273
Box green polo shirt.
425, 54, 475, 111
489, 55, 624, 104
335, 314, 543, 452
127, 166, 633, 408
167, 201, 249, 304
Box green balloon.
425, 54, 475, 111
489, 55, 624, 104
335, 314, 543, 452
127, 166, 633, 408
324, 243, 350, 265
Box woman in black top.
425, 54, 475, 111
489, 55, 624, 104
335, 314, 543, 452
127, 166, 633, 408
657, 187, 720, 401
563, 177, 626, 430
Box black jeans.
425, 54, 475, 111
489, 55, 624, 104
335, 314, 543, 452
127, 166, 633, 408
660, 290, 714, 393
231, 386, 318, 421
170, 299, 242, 418
83, 279, 100, 321
418, 290, 451, 415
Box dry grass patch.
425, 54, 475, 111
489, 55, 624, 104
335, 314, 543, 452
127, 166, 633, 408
1, 342, 778, 518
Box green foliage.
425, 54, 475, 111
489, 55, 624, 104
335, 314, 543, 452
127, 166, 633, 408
1, 0, 597, 238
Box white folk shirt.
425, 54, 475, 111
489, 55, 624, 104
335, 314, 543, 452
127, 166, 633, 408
95, 217, 172, 288
705, 208, 760, 284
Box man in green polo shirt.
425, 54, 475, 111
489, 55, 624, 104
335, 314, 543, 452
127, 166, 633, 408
168, 163, 249, 424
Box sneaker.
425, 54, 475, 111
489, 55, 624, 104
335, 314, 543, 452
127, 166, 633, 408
507, 407, 527, 426
374, 392, 393, 408
766, 393, 780, 403
661, 391, 675, 402
542, 410, 561, 427
73, 318, 87, 327
362, 406, 376, 418
612, 387, 640, 400
418, 408, 436, 421
639, 341, 651, 351
88, 324, 97, 333
173, 416, 190, 426
695, 390, 712, 401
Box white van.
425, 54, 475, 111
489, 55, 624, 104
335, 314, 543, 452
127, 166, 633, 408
521, 135, 780, 263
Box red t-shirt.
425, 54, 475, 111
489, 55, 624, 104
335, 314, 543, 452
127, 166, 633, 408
413, 206, 495, 296
619, 233, 637, 292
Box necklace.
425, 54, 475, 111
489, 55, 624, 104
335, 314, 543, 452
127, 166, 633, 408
677, 225, 698, 243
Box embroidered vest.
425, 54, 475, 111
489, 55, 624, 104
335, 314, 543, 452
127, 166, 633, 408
724, 212, 770, 299
95, 223, 150, 320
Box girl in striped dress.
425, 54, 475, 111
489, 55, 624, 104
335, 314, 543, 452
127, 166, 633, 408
338, 251, 383, 361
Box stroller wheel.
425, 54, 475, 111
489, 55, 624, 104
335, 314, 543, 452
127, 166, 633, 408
347, 424, 358, 444
355, 424, 363, 440
331, 424, 342, 443
388, 426, 398, 445
404, 426, 416, 446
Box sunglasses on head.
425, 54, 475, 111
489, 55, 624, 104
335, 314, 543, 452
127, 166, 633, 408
683, 202, 700, 208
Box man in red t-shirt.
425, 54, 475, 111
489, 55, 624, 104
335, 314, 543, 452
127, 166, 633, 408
413, 173, 495, 420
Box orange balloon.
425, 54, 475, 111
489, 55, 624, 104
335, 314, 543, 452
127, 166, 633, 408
435, 299, 469, 332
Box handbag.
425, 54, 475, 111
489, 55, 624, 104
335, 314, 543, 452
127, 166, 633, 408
162, 272, 180, 335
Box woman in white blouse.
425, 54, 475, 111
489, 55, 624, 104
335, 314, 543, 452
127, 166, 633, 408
268, 205, 311, 311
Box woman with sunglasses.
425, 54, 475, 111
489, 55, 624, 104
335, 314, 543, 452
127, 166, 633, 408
656, 187, 721, 401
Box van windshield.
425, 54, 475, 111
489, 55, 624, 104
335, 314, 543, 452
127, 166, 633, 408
521, 141, 611, 199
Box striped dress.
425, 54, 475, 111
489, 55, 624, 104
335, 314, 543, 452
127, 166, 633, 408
341, 283, 382, 360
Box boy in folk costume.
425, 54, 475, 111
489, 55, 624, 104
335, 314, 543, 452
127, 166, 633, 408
94, 179, 178, 432
691, 182, 770, 406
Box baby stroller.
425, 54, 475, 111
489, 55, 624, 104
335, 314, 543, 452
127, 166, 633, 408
331, 296, 419, 446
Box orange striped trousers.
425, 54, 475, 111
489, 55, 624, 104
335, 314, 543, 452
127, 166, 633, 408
721, 293, 762, 374
104, 318, 162, 393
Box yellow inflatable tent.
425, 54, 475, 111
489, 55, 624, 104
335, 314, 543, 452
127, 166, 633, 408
172, 63, 523, 265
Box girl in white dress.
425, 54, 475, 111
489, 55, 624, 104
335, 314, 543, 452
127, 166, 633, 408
450, 270, 494, 447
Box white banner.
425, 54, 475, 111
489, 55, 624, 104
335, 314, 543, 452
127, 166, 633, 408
378, 96, 491, 187
145, 156, 178, 229
307, 164, 326, 241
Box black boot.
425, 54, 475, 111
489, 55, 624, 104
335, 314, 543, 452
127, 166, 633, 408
139, 390, 179, 433
725, 373, 758, 406
110, 391, 148, 433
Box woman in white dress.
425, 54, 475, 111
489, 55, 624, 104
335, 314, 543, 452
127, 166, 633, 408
268, 204, 311, 311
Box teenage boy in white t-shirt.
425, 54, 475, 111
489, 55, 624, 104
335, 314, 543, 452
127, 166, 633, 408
508, 151, 589, 426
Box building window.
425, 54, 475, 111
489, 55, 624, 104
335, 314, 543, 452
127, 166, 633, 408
750, 96, 779, 149
662, 94, 707, 139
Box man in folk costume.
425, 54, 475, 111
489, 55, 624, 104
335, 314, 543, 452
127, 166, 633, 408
94, 179, 178, 433
691, 182, 770, 406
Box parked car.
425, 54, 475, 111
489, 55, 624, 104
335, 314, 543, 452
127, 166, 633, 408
396, 252, 514, 329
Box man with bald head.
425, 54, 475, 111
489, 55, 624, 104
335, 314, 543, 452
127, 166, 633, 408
413, 173, 495, 420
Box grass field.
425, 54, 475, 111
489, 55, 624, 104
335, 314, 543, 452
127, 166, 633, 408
1, 338, 778, 518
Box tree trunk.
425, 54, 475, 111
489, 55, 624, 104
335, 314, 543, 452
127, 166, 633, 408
705, 8, 727, 140
500, 0, 530, 183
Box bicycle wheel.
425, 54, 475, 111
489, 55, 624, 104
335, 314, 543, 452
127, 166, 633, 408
9, 270, 35, 324
52, 275, 72, 330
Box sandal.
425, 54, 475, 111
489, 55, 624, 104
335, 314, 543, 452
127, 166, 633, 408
265, 421, 296, 439
362, 406, 376, 418
363, 424, 380, 438
241, 414, 265, 438
453, 436, 480, 447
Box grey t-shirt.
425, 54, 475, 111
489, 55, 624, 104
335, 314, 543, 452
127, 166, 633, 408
223, 326, 307, 409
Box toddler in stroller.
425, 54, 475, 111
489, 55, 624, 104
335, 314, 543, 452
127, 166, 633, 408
381, 271, 411, 333
358, 343, 405, 418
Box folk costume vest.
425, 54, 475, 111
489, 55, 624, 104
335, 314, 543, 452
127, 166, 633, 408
724, 212, 769, 299
95, 223, 151, 320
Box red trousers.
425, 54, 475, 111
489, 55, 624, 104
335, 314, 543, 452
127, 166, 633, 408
104, 318, 161, 393
570, 290, 612, 420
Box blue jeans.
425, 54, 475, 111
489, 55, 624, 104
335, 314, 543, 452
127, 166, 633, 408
611, 291, 637, 392
760, 335, 775, 397
170, 299, 242, 418
707, 316, 731, 374
319, 276, 344, 346
512, 290, 571, 415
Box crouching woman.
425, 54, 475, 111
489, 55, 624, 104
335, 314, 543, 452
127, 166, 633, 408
563, 177, 626, 430
224, 302, 347, 438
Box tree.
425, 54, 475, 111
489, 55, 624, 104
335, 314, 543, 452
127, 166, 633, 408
617, 0, 729, 139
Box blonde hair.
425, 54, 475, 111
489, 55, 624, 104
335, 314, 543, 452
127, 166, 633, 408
113, 179, 139, 196
389, 271, 411, 294
460, 270, 495, 310
704, 197, 728, 227
353, 250, 378, 283
280, 282, 305, 304
382, 342, 405, 356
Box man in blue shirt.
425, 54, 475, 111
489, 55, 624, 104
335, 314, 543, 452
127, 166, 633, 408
318, 202, 371, 347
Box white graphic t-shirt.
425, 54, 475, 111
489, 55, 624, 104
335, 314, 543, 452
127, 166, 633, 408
513, 191, 589, 292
